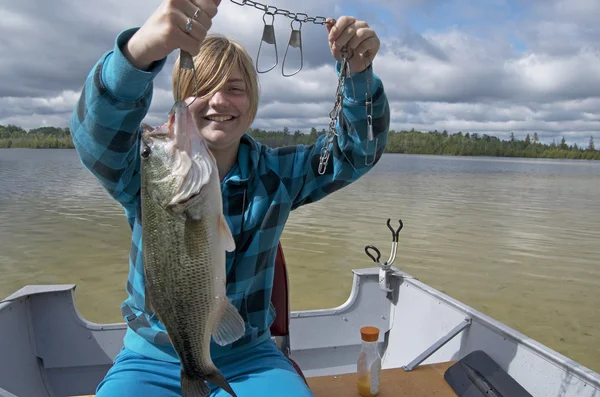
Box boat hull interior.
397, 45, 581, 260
1, 267, 599, 397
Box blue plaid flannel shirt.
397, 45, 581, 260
69, 27, 390, 363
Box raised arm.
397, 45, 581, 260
69, 28, 167, 226
267, 61, 390, 210
263, 16, 390, 209
69, 0, 220, 227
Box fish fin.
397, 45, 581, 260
218, 213, 236, 252
180, 371, 212, 397
212, 296, 246, 346
202, 370, 238, 397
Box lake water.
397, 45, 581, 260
1, 148, 599, 373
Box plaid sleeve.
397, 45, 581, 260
69, 28, 166, 225
267, 62, 390, 210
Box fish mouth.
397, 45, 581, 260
167, 188, 203, 211
175, 190, 201, 206
162, 100, 214, 210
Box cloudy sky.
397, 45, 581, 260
2, 0, 600, 146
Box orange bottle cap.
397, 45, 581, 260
360, 326, 379, 342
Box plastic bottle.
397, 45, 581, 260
357, 326, 382, 397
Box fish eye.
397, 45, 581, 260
141, 145, 151, 158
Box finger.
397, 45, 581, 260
329, 16, 356, 42
173, 25, 204, 55
191, 0, 218, 19
347, 26, 374, 50
325, 17, 335, 34
175, 10, 208, 45
333, 21, 357, 49
354, 36, 380, 58
334, 20, 368, 50
193, 7, 214, 30
180, 1, 213, 30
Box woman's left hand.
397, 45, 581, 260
326, 16, 381, 75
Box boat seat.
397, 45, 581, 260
270, 242, 308, 385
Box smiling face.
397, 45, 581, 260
172, 35, 259, 154
189, 65, 252, 152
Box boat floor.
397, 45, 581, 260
71, 361, 456, 397
308, 361, 456, 396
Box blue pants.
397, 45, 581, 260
95, 338, 314, 397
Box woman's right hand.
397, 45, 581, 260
124, 0, 221, 70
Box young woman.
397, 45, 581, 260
69, 0, 390, 395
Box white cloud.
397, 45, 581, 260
1, 0, 599, 146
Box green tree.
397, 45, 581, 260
3, 123, 599, 161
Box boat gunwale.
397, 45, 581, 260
395, 269, 600, 389
1, 267, 599, 393
0, 284, 127, 332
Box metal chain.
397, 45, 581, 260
228, 0, 373, 172
319, 52, 376, 173
318, 48, 352, 175
229, 0, 330, 25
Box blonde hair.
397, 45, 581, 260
172, 34, 260, 123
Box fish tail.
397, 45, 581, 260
181, 370, 211, 397
181, 369, 238, 397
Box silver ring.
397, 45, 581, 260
185, 17, 193, 32
192, 7, 201, 19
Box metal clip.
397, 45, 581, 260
174, 49, 199, 108
340, 47, 356, 98
363, 58, 376, 166
317, 150, 330, 175
256, 10, 278, 73
365, 101, 376, 165
365, 219, 403, 293
282, 18, 303, 77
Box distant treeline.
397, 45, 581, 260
1, 124, 598, 160
0, 125, 73, 149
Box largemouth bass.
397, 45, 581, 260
139, 100, 246, 397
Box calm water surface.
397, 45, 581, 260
1, 148, 599, 373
